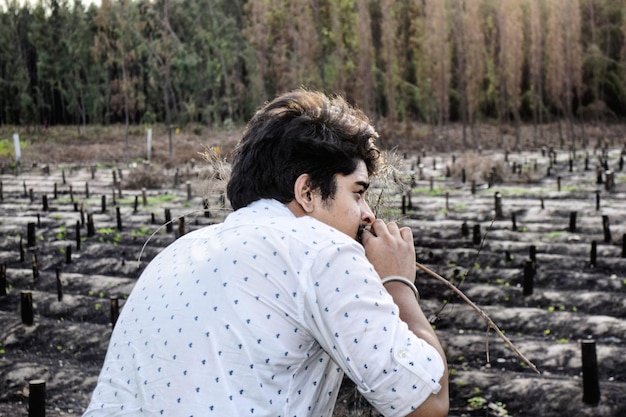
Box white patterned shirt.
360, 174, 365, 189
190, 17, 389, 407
83, 199, 444, 417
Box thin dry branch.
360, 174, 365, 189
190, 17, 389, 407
416, 261, 541, 374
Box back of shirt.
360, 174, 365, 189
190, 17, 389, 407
82, 199, 445, 417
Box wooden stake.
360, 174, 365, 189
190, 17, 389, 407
569, 212, 577, 233
523, 259, 535, 296
472, 224, 481, 245
178, 216, 185, 237
590, 241, 597, 267
494, 192, 503, 219
31, 252, 39, 281
529, 245, 536, 263
581, 340, 600, 406
461, 221, 469, 238
116, 207, 123, 231
602, 215, 611, 243
0, 263, 6, 296
27, 222, 36, 247
28, 379, 46, 417
87, 213, 95, 237
19, 236, 25, 262
21, 291, 34, 325
75, 221, 81, 251
110, 297, 119, 327
165, 209, 173, 233
203, 198, 211, 218
56, 268, 63, 302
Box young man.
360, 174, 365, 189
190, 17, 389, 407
83, 90, 449, 417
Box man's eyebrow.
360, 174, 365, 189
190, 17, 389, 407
356, 180, 370, 190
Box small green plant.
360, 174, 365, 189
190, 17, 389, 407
562, 185, 578, 193
546, 231, 564, 239
132, 226, 150, 237
468, 395, 487, 409
98, 228, 121, 245
56, 226, 67, 240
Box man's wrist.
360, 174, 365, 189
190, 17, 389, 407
381, 276, 420, 301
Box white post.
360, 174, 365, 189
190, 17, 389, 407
146, 128, 152, 161
13, 133, 21, 166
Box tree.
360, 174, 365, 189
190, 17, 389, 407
421, 0, 451, 137
496, 0, 524, 146
353, 0, 376, 115
452, 0, 486, 148
0, 1, 37, 124
93, 0, 144, 145
527, 0, 546, 144
545, 0, 583, 146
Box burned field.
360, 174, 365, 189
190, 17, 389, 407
1, 143, 625, 417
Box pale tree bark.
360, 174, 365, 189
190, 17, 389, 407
355, 0, 376, 115
545, 0, 583, 147
380, 0, 398, 122
496, 0, 524, 148
453, 0, 485, 149
423, 0, 451, 140
528, 0, 545, 145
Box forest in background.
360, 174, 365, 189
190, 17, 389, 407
1, 0, 626, 148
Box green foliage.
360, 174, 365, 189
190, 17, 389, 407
0, 138, 27, 157
131, 226, 150, 237
56, 226, 67, 240
1, 0, 626, 130
468, 395, 487, 409
98, 227, 121, 245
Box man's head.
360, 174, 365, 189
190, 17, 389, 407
227, 89, 381, 211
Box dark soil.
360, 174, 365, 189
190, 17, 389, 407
1, 125, 626, 417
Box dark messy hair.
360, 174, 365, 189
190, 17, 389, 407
227, 89, 381, 210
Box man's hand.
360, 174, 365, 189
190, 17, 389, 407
360, 219, 416, 280
361, 219, 450, 417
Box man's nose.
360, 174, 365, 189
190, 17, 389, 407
361, 201, 375, 226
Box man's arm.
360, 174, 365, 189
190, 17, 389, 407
361, 220, 449, 417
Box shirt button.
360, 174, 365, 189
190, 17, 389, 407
397, 349, 407, 358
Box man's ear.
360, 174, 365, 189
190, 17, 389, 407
293, 173, 315, 213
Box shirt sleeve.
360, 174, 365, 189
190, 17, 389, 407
300, 241, 445, 417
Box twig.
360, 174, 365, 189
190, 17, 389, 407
416, 261, 541, 374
